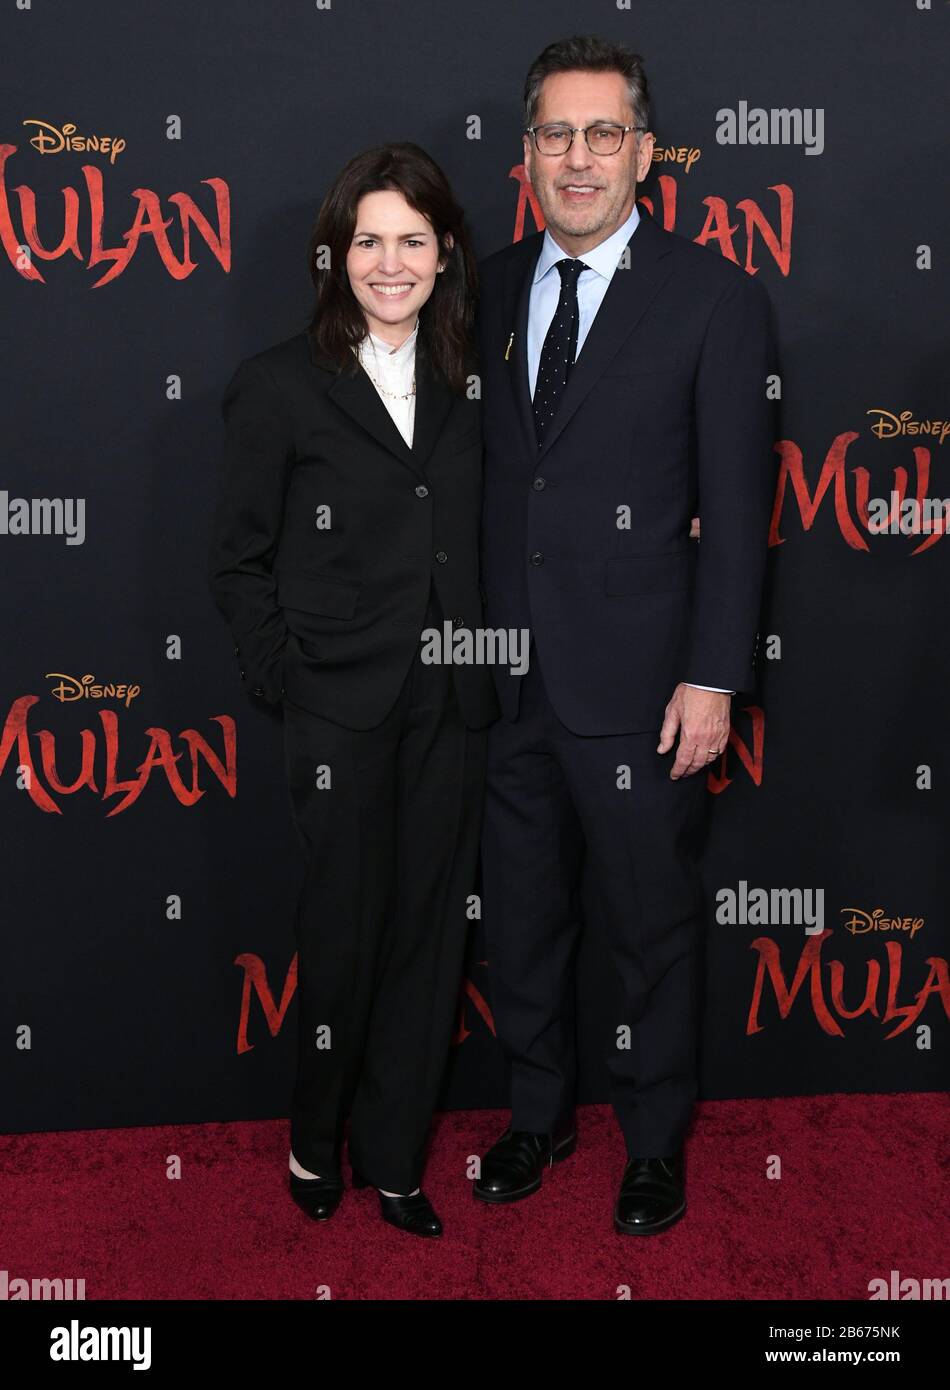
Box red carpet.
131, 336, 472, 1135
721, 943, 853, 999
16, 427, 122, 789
2, 1095, 946, 1300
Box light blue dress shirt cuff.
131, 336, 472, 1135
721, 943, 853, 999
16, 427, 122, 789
685, 684, 735, 694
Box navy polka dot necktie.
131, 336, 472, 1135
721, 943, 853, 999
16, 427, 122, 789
533, 257, 587, 446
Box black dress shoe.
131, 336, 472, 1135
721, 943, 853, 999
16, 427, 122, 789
351, 1170, 442, 1237
614, 1152, 686, 1235
472, 1127, 577, 1204
287, 1171, 344, 1221
376, 1190, 442, 1238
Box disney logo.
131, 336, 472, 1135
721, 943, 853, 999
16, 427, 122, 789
23, 120, 126, 165
866, 409, 950, 446
840, 907, 924, 939
46, 673, 141, 707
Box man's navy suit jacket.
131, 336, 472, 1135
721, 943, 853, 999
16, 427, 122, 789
476, 204, 778, 736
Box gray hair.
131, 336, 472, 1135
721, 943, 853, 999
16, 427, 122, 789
523, 34, 650, 133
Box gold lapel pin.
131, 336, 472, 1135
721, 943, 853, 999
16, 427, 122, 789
504, 332, 514, 362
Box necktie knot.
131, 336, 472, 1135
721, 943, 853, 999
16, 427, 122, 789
555, 257, 586, 285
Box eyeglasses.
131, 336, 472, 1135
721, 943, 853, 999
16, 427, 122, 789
525, 123, 645, 156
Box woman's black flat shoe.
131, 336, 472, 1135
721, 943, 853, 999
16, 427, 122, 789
376, 1189, 442, 1237
288, 1171, 344, 1221
351, 1170, 442, 1237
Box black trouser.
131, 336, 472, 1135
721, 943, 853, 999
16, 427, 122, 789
480, 641, 707, 1157
282, 587, 487, 1193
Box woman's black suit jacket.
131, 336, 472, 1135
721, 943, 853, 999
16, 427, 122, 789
208, 330, 500, 732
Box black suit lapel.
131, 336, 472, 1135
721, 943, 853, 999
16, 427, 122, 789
502, 207, 675, 463
312, 333, 454, 478
502, 232, 544, 461
409, 346, 455, 471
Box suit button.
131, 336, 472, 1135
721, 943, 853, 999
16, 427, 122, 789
452, 615, 464, 627
414, 484, 429, 499
233, 644, 240, 656
435, 550, 448, 563
532, 477, 547, 491
529, 551, 544, 566
239, 668, 246, 680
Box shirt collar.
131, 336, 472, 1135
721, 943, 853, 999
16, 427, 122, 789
533, 202, 641, 285
360, 319, 418, 364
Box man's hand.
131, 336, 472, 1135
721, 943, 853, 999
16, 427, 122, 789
657, 683, 730, 778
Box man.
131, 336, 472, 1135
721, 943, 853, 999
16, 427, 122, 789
474, 35, 776, 1233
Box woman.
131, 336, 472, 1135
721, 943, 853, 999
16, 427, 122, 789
208, 144, 498, 1237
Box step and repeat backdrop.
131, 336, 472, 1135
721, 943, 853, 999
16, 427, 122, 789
3, 0, 947, 1134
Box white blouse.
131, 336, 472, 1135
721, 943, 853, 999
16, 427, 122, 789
355, 320, 418, 447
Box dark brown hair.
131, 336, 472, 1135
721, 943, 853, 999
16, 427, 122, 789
523, 34, 650, 133
306, 143, 476, 393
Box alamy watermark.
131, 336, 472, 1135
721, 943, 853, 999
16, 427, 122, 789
421, 623, 530, 676
0, 491, 85, 544
716, 102, 824, 155
716, 880, 824, 934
